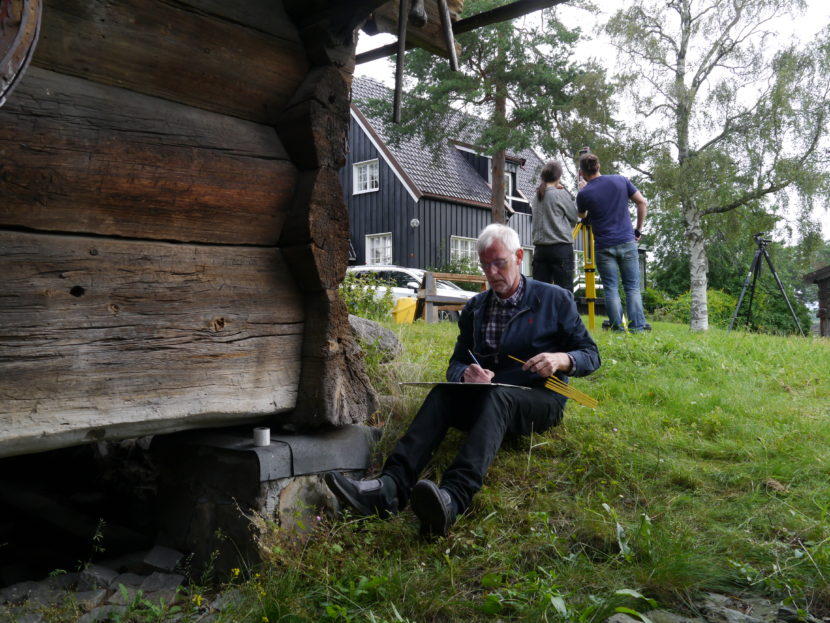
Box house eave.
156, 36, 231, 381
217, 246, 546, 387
350, 105, 421, 203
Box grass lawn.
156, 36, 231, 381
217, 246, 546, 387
209, 319, 829, 623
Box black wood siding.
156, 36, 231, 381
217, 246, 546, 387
342, 114, 536, 270
415, 199, 533, 269
342, 115, 418, 267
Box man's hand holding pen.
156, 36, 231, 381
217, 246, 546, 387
465, 349, 495, 384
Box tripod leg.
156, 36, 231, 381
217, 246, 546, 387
762, 249, 805, 336
745, 254, 762, 327
728, 250, 762, 332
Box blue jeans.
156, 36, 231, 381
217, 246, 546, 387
595, 241, 646, 331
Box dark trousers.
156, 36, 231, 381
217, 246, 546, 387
532, 243, 574, 291
382, 384, 563, 512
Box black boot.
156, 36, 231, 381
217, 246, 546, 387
324, 472, 399, 518
411, 479, 457, 536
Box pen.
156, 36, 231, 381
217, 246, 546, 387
467, 349, 481, 367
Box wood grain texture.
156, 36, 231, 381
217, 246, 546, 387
32, 0, 309, 124
371, 0, 462, 58
0, 68, 296, 245
0, 230, 304, 458
284, 289, 379, 428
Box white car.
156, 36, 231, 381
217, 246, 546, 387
345, 265, 478, 320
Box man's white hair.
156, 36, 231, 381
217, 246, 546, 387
477, 223, 520, 255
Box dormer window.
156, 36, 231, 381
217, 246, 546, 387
353, 159, 379, 194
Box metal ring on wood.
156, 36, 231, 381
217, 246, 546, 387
0, 0, 42, 107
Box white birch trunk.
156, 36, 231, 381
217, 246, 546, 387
684, 205, 709, 331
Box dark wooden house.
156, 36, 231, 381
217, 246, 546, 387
342, 76, 545, 272
804, 265, 830, 337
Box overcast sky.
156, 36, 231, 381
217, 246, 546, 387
354, 1, 830, 239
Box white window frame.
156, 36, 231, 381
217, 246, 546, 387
353, 159, 379, 194
487, 166, 515, 212
365, 232, 392, 265
522, 246, 533, 276
450, 235, 478, 264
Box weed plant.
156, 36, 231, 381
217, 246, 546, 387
339, 272, 395, 321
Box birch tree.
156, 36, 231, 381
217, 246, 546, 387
606, 0, 830, 331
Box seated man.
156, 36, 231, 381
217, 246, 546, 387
326, 223, 600, 535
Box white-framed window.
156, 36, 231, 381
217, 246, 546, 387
353, 159, 379, 194
487, 167, 515, 212
366, 233, 392, 265
450, 235, 477, 263
522, 246, 533, 276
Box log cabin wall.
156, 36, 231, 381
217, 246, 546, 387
0, 0, 378, 458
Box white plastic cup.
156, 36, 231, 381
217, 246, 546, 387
253, 427, 270, 447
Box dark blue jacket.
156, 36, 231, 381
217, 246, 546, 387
446, 278, 600, 407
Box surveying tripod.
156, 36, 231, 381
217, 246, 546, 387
727, 233, 804, 336
573, 220, 597, 330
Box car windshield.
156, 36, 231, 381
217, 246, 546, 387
436, 280, 463, 290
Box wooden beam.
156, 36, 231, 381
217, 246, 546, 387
453, 0, 567, 33
364, 0, 462, 60
356, 0, 566, 64
392, 0, 410, 122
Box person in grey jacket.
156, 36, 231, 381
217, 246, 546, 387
529, 161, 579, 290
325, 224, 600, 536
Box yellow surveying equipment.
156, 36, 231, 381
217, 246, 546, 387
574, 145, 597, 330
573, 220, 596, 330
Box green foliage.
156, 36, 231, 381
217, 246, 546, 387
338, 271, 395, 321
641, 287, 670, 314
655, 289, 738, 329
653, 284, 811, 335
364, 0, 617, 184
605, 0, 830, 329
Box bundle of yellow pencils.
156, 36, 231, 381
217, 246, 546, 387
508, 355, 598, 409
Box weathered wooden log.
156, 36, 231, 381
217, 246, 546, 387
276, 65, 352, 171
0, 230, 304, 459
31, 0, 308, 124
0, 67, 296, 245
274, 16, 378, 428
280, 168, 351, 291
282, 289, 379, 428
284, 0, 387, 69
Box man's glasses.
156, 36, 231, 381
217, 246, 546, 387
479, 257, 511, 271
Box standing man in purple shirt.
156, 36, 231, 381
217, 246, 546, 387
576, 153, 649, 332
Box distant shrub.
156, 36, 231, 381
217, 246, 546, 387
654, 289, 737, 329
654, 287, 809, 334
642, 287, 670, 314
736, 287, 812, 335
339, 271, 394, 321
